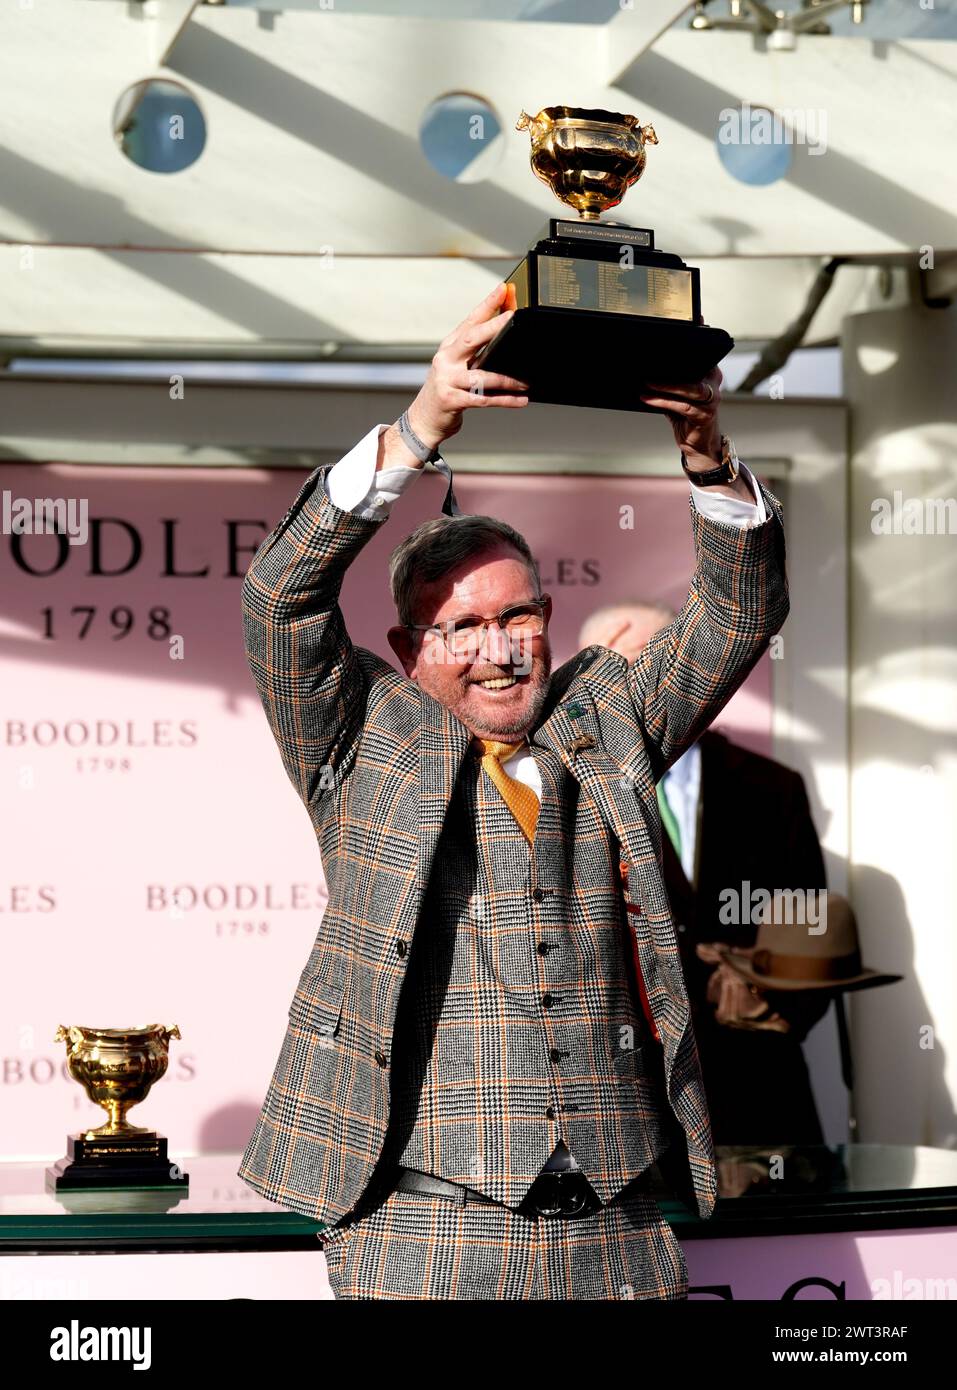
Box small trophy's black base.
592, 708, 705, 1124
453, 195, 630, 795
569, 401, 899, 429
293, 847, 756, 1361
476, 306, 734, 414
45, 1130, 189, 1193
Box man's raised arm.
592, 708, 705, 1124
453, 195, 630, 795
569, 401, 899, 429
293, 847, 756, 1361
241, 283, 530, 809
626, 370, 790, 782
240, 432, 390, 810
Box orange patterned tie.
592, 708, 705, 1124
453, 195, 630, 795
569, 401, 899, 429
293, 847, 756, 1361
473, 737, 540, 844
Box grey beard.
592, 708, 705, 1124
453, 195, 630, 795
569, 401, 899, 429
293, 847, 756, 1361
475, 672, 551, 736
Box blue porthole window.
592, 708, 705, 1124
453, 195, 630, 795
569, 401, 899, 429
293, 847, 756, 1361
113, 78, 207, 174
419, 93, 504, 183
716, 105, 794, 186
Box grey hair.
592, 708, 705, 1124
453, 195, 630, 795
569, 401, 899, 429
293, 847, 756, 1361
388, 514, 541, 627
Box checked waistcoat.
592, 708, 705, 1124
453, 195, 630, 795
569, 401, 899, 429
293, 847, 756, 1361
378, 737, 672, 1209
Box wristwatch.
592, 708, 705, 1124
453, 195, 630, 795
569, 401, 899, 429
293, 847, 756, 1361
397, 408, 443, 464
680, 434, 740, 487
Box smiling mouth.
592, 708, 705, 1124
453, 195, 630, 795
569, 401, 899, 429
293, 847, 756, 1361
473, 674, 522, 690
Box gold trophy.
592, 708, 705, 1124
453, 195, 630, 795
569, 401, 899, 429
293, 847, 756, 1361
45, 1023, 189, 1193
473, 105, 733, 411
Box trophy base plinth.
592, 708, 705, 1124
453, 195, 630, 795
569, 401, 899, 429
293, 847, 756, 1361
476, 306, 733, 413
45, 1130, 189, 1193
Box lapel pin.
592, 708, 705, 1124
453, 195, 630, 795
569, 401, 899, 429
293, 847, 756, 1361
566, 734, 596, 755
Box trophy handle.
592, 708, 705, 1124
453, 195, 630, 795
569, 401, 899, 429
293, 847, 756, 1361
162, 1023, 182, 1044
640, 124, 659, 146
516, 109, 552, 140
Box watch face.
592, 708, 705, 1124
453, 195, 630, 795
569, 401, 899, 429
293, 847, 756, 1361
717, 437, 736, 481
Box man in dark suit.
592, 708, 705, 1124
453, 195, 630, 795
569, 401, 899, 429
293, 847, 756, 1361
237, 283, 790, 1299
579, 602, 829, 1145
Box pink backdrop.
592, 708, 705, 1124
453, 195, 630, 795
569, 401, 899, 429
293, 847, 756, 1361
2, 1225, 951, 1301
0, 461, 770, 1160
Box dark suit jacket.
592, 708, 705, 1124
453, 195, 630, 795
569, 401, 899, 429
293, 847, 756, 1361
661, 730, 830, 1145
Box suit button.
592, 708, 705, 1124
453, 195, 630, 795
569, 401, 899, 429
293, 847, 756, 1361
532, 888, 546, 902
549, 1048, 562, 1063
374, 1050, 388, 1067
536, 941, 550, 955
542, 992, 555, 1008
395, 939, 408, 956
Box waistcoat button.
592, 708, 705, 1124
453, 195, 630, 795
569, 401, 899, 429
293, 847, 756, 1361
536, 941, 550, 955
374, 1050, 388, 1067
395, 939, 408, 956
541, 992, 555, 1008
532, 887, 546, 902
549, 1048, 562, 1063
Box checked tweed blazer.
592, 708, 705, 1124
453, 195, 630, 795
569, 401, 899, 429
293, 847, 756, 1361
237, 460, 788, 1228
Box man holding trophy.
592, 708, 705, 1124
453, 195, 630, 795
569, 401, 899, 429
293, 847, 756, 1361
238, 109, 789, 1300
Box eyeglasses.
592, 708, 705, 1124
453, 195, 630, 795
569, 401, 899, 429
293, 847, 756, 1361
406, 598, 549, 656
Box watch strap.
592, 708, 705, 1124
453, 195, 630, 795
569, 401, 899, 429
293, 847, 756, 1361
681, 434, 739, 487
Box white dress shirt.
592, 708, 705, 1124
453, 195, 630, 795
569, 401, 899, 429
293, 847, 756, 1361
659, 741, 703, 882
323, 422, 768, 527
321, 421, 767, 806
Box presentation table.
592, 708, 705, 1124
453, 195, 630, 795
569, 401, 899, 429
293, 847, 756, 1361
1, 1145, 955, 1301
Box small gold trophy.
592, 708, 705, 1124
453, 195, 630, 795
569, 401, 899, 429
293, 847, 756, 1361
474, 105, 733, 412
45, 1023, 189, 1193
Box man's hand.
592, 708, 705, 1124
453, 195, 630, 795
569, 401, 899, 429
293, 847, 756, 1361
379, 283, 529, 471
696, 942, 790, 1033
639, 366, 724, 467
640, 364, 756, 505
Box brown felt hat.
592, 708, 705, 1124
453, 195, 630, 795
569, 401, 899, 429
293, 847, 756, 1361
716, 891, 902, 994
